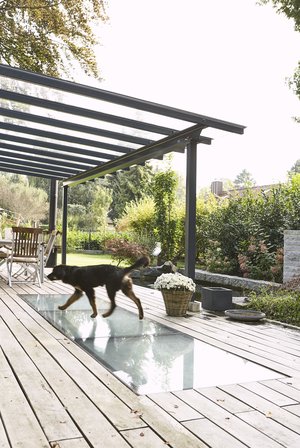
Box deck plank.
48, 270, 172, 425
49, 439, 91, 448
0, 303, 130, 447
121, 427, 170, 448
0, 300, 141, 434
1, 276, 300, 448
183, 418, 248, 448
193, 386, 253, 413
0, 316, 82, 442
219, 383, 300, 434
0, 346, 50, 448
238, 410, 300, 447
147, 392, 204, 421
174, 389, 283, 447
0, 418, 10, 448
241, 380, 299, 405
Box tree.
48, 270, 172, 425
289, 159, 300, 175
66, 180, 111, 231
0, 0, 107, 78
0, 174, 48, 224
153, 169, 180, 262
106, 164, 155, 222
259, 1, 300, 99
234, 169, 256, 188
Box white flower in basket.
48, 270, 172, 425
154, 273, 196, 316
154, 273, 196, 292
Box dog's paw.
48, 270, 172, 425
90, 312, 98, 318
58, 305, 66, 310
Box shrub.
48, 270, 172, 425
104, 237, 149, 265
116, 196, 155, 233
65, 229, 115, 252
237, 237, 283, 282
245, 289, 300, 326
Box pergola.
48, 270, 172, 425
0, 64, 245, 279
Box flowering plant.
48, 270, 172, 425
154, 273, 196, 292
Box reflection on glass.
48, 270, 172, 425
21, 294, 284, 394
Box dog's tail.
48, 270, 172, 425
123, 256, 150, 275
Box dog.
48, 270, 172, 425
47, 256, 150, 319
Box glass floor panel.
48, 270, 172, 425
21, 294, 284, 395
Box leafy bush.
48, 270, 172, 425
116, 196, 156, 233
237, 238, 283, 282
200, 177, 300, 280
104, 237, 149, 265
245, 289, 300, 326
65, 229, 115, 251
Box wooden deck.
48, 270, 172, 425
1, 272, 300, 448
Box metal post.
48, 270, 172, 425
184, 139, 197, 284
49, 179, 58, 231
46, 179, 58, 267
61, 185, 68, 264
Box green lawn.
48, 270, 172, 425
56, 252, 115, 266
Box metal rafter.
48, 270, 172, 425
0, 121, 136, 153
0, 142, 99, 167
0, 64, 246, 280
0, 107, 154, 145
0, 64, 246, 134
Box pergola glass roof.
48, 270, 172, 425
0, 64, 245, 186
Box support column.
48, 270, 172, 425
49, 179, 58, 231
61, 185, 68, 264
184, 139, 197, 283
47, 179, 59, 266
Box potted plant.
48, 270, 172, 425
154, 272, 196, 316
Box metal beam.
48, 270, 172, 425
0, 121, 135, 153
0, 107, 154, 146
0, 156, 81, 175
0, 142, 99, 167
0, 64, 246, 134
0, 164, 66, 179
0, 132, 118, 160
0, 159, 75, 176
0, 148, 92, 171
64, 124, 212, 186
0, 89, 177, 136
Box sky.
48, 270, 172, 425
93, 0, 300, 191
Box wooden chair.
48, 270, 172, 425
0, 251, 8, 268
6, 226, 43, 287
40, 229, 59, 280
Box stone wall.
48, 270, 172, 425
283, 230, 300, 283
191, 269, 281, 293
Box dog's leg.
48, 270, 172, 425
102, 285, 117, 318
58, 288, 83, 311
121, 278, 144, 320
85, 288, 98, 318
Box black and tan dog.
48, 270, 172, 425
47, 256, 149, 319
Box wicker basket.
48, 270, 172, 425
161, 290, 193, 316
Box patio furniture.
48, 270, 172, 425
0, 251, 8, 268
41, 229, 59, 279
0, 241, 12, 271
6, 226, 43, 287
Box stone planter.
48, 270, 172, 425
201, 286, 232, 311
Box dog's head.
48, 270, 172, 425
47, 265, 67, 282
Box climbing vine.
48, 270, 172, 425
153, 169, 179, 261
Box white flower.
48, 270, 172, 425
154, 273, 196, 292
